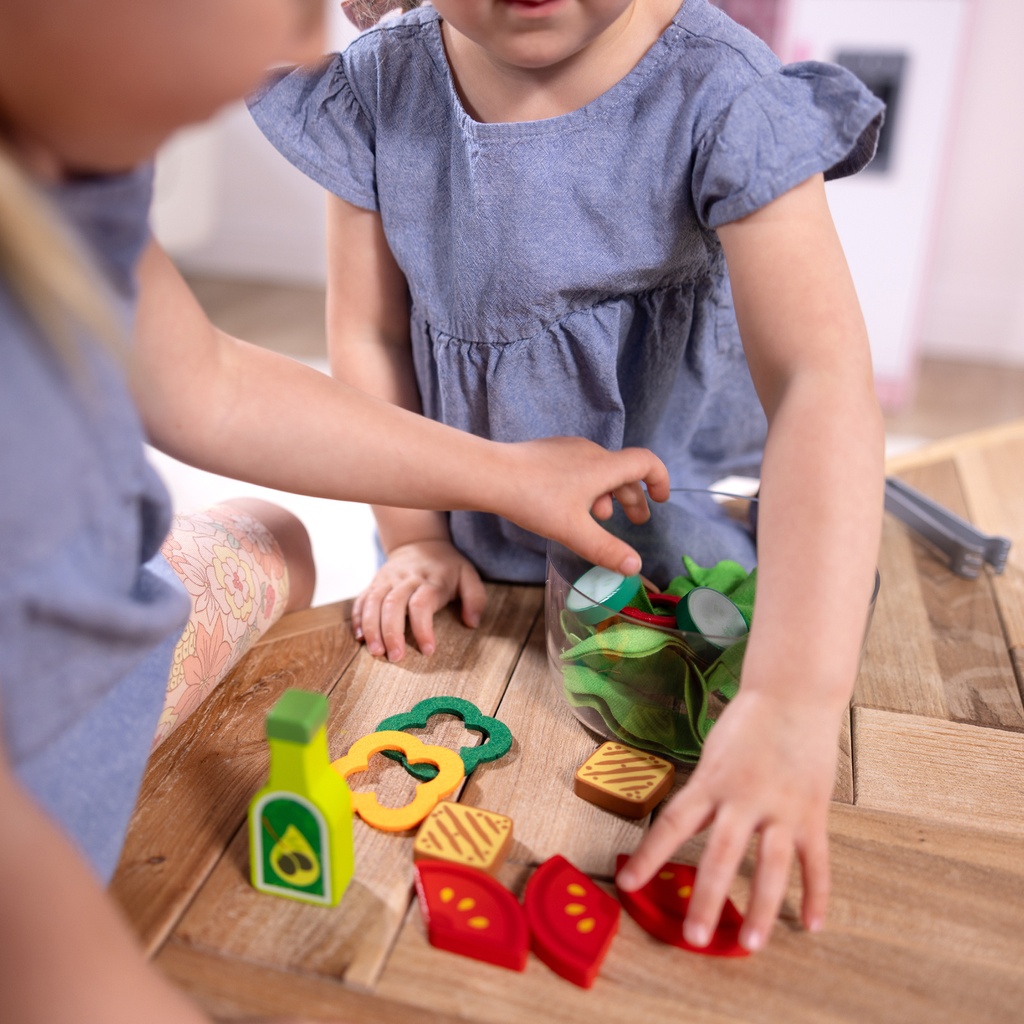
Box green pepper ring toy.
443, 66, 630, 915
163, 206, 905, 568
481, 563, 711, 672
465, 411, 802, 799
376, 696, 513, 782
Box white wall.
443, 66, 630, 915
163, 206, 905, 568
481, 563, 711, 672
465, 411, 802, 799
151, 9, 360, 283
919, 0, 1024, 364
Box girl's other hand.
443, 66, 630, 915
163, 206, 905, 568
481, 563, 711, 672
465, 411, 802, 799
351, 539, 486, 661
616, 689, 842, 952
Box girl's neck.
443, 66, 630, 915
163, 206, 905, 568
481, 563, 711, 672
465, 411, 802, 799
441, 0, 683, 124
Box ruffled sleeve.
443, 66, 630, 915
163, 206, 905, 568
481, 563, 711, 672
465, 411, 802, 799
248, 54, 378, 211
692, 61, 884, 229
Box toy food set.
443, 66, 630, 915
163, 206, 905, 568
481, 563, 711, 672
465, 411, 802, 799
523, 854, 621, 987
545, 488, 762, 765
249, 693, 751, 982
414, 859, 531, 972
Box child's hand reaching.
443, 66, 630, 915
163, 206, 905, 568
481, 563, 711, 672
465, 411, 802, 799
357, 436, 670, 662
495, 436, 671, 573
616, 688, 845, 953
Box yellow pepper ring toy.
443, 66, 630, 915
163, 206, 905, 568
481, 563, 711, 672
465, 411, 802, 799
331, 730, 466, 832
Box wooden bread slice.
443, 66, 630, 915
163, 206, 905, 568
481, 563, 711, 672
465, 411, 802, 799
573, 742, 675, 818
413, 801, 514, 875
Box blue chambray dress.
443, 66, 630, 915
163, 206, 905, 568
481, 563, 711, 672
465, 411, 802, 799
250, 0, 883, 585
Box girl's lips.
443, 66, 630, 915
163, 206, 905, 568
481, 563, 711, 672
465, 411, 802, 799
500, 0, 568, 15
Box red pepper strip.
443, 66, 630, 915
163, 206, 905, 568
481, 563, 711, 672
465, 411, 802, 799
619, 606, 678, 628
619, 589, 680, 627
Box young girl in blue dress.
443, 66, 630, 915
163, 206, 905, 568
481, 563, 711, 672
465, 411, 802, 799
250, 0, 887, 953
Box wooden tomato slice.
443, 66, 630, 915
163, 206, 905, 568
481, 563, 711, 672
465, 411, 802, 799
414, 860, 528, 971
523, 855, 620, 988
614, 854, 748, 957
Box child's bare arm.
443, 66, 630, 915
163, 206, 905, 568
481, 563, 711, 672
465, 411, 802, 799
619, 174, 884, 951
131, 241, 670, 599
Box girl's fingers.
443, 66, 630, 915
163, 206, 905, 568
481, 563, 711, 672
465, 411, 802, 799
797, 826, 831, 934
614, 481, 653, 524
684, 810, 753, 948
351, 592, 365, 641
626, 448, 671, 502
616, 789, 714, 892
591, 491, 614, 520
406, 584, 444, 657
740, 824, 795, 952
456, 565, 487, 630
378, 578, 423, 662
357, 586, 386, 656
355, 553, 483, 662
568, 515, 643, 577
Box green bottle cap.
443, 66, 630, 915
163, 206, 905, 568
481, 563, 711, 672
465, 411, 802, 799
566, 566, 642, 625
266, 689, 329, 743
675, 588, 749, 648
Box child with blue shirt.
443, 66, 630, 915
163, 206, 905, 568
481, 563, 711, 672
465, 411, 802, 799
0, 2, 670, 1019
250, 0, 886, 954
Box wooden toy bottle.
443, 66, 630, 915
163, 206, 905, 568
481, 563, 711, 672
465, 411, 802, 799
248, 688, 354, 906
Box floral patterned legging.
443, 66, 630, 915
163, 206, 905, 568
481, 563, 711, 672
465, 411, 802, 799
154, 504, 291, 747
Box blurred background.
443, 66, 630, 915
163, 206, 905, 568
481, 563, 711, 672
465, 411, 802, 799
148, 0, 1024, 605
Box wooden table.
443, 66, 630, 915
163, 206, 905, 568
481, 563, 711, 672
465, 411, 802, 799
113, 423, 1024, 1023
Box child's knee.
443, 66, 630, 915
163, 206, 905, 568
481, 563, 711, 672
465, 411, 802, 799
219, 498, 316, 613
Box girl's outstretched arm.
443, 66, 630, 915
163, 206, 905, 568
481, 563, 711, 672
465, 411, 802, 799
618, 173, 884, 951
131, 240, 670, 603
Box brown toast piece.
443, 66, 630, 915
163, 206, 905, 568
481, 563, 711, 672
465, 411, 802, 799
573, 742, 675, 818
412, 801, 513, 874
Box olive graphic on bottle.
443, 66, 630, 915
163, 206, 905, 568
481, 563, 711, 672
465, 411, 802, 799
264, 817, 321, 887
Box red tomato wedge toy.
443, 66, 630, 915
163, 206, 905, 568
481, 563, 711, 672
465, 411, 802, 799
614, 855, 749, 957
414, 860, 529, 971
524, 855, 620, 988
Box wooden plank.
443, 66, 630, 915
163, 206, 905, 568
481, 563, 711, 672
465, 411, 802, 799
853, 707, 1024, 836
856, 462, 1023, 728
251, 598, 355, 646
899, 463, 1022, 728
166, 585, 543, 992
855, 509, 949, 719
956, 439, 1024, 654
156, 940, 471, 1024
1013, 649, 1024, 708
375, 803, 1024, 1024
110, 602, 360, 955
